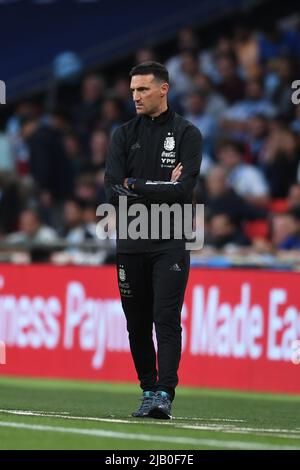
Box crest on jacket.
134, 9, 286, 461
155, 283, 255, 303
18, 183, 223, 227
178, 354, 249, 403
164, 136, 175, 151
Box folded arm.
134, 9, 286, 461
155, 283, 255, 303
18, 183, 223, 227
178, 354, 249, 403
133, 125, 202, 203
104, 127, 146, 206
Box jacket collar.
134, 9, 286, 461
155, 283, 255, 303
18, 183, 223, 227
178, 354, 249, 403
142, 107, 173, 126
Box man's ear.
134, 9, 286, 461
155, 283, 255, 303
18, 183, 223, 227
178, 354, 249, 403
160, 82, 169, 97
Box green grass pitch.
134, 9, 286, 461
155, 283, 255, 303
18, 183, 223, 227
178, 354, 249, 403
0, 376, 299, 450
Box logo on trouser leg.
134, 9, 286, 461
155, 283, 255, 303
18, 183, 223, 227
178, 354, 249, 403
119, 266, 126, 281
118, 265, 133, 297
169, 263, 182, 272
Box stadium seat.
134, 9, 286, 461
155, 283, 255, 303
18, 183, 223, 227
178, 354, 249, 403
244, 220, 269, 240
269, 199, 288, 214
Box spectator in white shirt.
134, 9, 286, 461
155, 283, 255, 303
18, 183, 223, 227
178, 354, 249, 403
6, 208, 58, 245
221, 78, 277, 139
184, 90, 217, 155
216, 140, 270, 207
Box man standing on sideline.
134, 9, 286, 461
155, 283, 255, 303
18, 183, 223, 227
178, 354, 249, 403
105, 62, 202, 419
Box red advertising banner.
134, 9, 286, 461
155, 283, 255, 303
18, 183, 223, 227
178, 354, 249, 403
0, 264, 299, 393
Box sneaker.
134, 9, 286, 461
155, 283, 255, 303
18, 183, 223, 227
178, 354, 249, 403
148, 391, 172, 419
132, 391, 155, 417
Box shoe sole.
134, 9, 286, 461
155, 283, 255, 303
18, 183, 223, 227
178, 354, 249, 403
148, 407, 172, 420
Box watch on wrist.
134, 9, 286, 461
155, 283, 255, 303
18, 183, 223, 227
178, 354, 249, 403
127, 177, 136, 190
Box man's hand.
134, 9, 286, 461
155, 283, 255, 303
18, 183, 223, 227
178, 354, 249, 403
171, 163, 183, 182
123, 178, 136, 190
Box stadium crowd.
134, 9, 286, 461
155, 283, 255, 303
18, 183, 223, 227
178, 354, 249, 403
1, 15, 300, 267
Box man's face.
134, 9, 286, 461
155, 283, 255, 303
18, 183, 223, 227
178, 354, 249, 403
130, 74, 168, 116
210, 214, 233, 238
207, 167, 227, 196
217, 146, 240, 170
20, 212, 40, 236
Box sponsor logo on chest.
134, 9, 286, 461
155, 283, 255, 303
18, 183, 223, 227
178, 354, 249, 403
161, 132, 176, 168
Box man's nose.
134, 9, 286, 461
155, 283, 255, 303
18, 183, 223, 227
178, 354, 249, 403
133, 91, 140, 102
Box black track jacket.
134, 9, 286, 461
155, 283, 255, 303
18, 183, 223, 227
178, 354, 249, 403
104, 107, 202, 253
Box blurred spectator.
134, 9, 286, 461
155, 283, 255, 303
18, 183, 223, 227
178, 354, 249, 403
135, 47, 157, 64
166, 27, 217, 88
167, 50, 200, 96
232, 19, 260, 79
184, 90, 217, 154
268, 115, 287, 133
165, 28, 199, 79
202, 36, 235, 83
258, 24, 300, 66
193, 72, 228, 119
113, 76, 135, 119
0, 173, 21, 234
88, 129, 108, 171
5, 100, 39, 176
50, 199, 108, 265
246, 114, 269, 162
63, 132, 86, 177
21, 112, 73, 202
222, 78, 277, 137
6, 209, 58, 245
84, 130, 107, 203
277, 209, 300, 250
214, 36, 234, 57
216, 140, 270, 206
74, 173, 98, 204
291, 104, 300, 134
72, 74, 105, 146
61, 199, 97, 244
265, 56, 297, 117
82, 201, 98, 226
0, 133, 13, 172
216, 53, 245, 104
173, 27, 200, 52
61, 199, 84, 240
206, 213, 251, 250
287, 184, 300, 209
270, 211, 299, 249
259, 129, 300, 198
97, 97, 123, 135
203, 165, 267, 225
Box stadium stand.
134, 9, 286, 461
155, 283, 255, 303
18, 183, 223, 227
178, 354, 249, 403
0, 0, 300, 269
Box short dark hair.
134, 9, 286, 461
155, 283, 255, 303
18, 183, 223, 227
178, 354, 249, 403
129, 61, 169, 83
216, 139, 245, 157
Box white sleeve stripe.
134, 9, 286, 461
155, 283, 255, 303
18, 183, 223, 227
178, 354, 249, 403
145, 181, 180, 185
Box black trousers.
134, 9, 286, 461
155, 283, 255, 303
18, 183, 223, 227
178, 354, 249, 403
116, 248, 190, 401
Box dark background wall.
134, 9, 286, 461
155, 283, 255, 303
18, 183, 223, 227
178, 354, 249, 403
0, 0, 262, 99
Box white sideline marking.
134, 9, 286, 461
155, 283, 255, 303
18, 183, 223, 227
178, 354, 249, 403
0, 421, 299, 450
0, 409, 132, 424
0, 410, 70, 416
175, 417, 246, 422
0, 409, 244, 426
179, 425, 300, 440
0, 409, 299, 439
180, 424, 300, 434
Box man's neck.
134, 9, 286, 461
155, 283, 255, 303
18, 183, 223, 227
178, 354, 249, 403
148, 103, 168, 118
